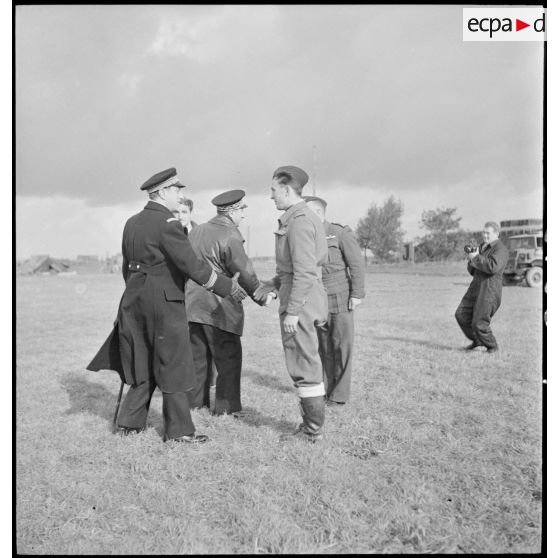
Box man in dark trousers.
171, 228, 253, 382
186, 190, 264, 415
304, 196, 365, 407
86, 168, 246, 443
254, 166, 329, 442
455, 221, 509, 353
174, 195, 221, 386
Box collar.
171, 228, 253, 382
481, 239, 497, 252
209, 214, 237, 228
144, 200, 174, 217
279, 201, 306, 226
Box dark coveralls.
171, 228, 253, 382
86, 201, 233, 439
317, 221, 365, 403
185, 214, 260, 414
270, 201, 328, 436
455, 239, 509, 350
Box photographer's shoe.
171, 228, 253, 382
487, 346, 499, 354
116, 426, 145, 436
464, 341, 482, 351
166, 434, 209, 444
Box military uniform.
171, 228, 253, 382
269, 188, 328, 437
186, 192, 260, 414
317, 220, 365, 403
87, 168, 237, 441
455, 239, 508, 350
183, 221, 198, 235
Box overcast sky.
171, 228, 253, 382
15, 4, 544, 259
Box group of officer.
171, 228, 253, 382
87, 164, 508, 445
87, 165, 365, 444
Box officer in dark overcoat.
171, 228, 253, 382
86, 168, 246, 443
186, 190, 263, 415
455, 221, 509, 353
304, 196, 365, 406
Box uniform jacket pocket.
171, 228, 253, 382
164, 288, 185, 302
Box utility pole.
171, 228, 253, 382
246, 225, 250, 257
312, 144, 318, 196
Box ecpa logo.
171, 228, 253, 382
463, 8, 546, 42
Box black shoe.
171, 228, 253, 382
487, 346, 499, 354
280, 424, 323, 443
231, 410, 251, 418
464, 341, 482, 351
294, 430, 323, 443
166, 434, 209, 444
116, 426, 145, 436
326, 399, 346, 407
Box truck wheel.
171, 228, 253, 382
525, 267, 543, 288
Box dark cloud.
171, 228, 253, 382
16, 5, 542, 210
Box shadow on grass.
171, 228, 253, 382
60, 373, 163, 432
232, 407, 297, 435
373, 335, 457, 352
243, 368, 293, 394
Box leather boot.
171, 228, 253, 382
298, 395, 325, 441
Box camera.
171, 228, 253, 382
463, 242, 477, 254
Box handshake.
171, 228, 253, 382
253, 280, 278, 307
229, 273, 277, 306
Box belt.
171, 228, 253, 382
321, 269, 348, 286
127, 261, 166, 275
277, 273, 323, 284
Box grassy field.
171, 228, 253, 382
16, 262, 543, 554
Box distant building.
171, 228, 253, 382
76, 254, 99, 262
102, 254, 123, 273
500, 218, 543, 242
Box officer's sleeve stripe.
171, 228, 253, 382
166, 217, 179, 223
202, 270, 218, 290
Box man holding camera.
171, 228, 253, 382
455, 221, 509, 353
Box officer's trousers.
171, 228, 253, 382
118, 379, 195, 439
317, 310, 354, 403
278, 298, 326, 395
455, 294, 501, 349
188, 322, 243, 414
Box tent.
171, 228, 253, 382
19, 255, 71, 275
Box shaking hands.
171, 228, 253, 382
230, 272, 248, 303
253, 281, 278, 307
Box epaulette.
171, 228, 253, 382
166, 217, 179, 223
332, 222, 352, 232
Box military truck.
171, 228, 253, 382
500, 224, 543, 287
